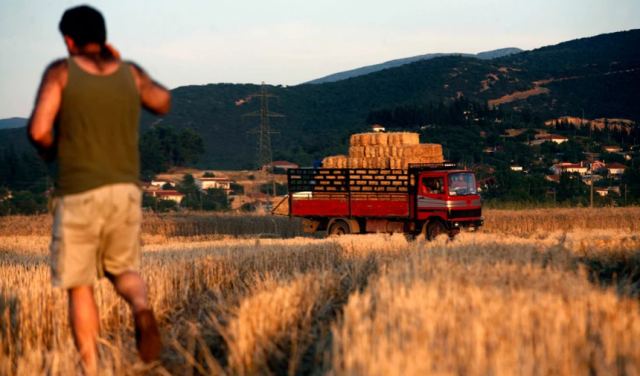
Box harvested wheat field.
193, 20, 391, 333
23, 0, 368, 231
1, 208, 640, 375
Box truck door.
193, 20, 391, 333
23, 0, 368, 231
417, 174, 447, 212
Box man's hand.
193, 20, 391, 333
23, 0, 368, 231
27, 60, 66, 161
129, 63, 171, 115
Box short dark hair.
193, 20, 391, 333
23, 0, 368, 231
59, 5, 106, 47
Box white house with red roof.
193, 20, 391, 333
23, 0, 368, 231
195, 177, 232, 193
605, 162, 627, 176
550, 162, 588, 176
147, 189, 184, 204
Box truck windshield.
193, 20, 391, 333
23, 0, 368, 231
448, 173, 477, 196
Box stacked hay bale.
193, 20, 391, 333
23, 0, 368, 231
322, 132, 444, 169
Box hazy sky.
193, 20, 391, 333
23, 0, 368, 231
0, 0, 638, 118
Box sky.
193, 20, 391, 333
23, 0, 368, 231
0, 0, 638, 119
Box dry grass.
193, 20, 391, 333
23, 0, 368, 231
1, 208, 640, 375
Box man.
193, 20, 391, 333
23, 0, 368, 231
27, 5, 171, 373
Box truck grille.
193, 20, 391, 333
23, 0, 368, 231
449, 208, 482, 219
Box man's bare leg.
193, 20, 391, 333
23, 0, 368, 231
68, 286, 99, 376
107, 271, 149, 313
107, 271, 162, 362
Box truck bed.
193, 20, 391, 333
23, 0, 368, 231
290, 192, 410, 218
288, 168, 411, 218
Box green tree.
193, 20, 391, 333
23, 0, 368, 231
557, 173, 587, 204
177, 174, 202, 210
622, 165, 640, 204
201, 188, 229, 211
139, 125, 205, 175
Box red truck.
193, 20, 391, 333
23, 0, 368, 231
285, 163, 483, 239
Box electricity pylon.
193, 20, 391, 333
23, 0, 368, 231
243, 82, 284, 171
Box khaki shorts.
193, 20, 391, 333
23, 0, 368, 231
50, 183, 142, 288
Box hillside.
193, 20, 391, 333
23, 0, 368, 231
139, 29, 639, 169
305, 47, 522, 84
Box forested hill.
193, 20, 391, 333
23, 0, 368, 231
136, 29, 639, 169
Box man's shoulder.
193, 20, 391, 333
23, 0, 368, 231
46, 58, 68, 73
43, 58, 69, 84
124, 60, 145, 77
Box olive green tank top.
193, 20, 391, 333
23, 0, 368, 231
56, 57, 140, 196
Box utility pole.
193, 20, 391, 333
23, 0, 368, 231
624, 183, 628, 205
590, 175, 594, 208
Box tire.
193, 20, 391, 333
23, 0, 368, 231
426, 220, 447, 241
328, 220, 350, 236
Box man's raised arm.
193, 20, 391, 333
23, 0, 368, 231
27, 60, 66, 160
129, 63, 171, 115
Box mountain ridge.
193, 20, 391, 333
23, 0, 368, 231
0, 117, 27, 130
305, 47, 523, 84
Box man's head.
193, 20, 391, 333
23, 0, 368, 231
59, 5, 106, 52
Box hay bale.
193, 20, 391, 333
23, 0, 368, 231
387, 132, 417, 146
402, 144, 443, 159
322, 156, 335, 168
359, 133, 373, 146
322, 155, 348, 168
350, 134, 362, 146
377, 157, 389, 169
373, 132, 388, 145
349, 146, 365, 158
363, 146, 375, 158
400, 132, 420, 145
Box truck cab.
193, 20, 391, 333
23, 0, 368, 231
414, 168, 483, 239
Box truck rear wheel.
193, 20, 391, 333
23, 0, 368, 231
426, 220, 447, 241
328, 220, 350, 236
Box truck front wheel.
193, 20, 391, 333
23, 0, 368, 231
426, 220, 447, 241
328, 220, 350, 236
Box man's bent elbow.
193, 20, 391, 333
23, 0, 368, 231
158, 92, 171, 115
28, 124, 49, 146
148, 91, 171, 115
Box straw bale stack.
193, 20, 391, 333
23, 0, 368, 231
324, 132, 444, 169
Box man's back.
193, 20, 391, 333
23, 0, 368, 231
56, 57, 140, 195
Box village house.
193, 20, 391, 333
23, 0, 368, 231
263, 160, 300, 173
550, 162, 588, 176
588, 160, 606, 173
150, 179, 175, 189
603, 145, 622, 153
146, 189, 184, 204
195, 176, 232, 193
605, 162, 627, 177
535, 134, 568, 144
